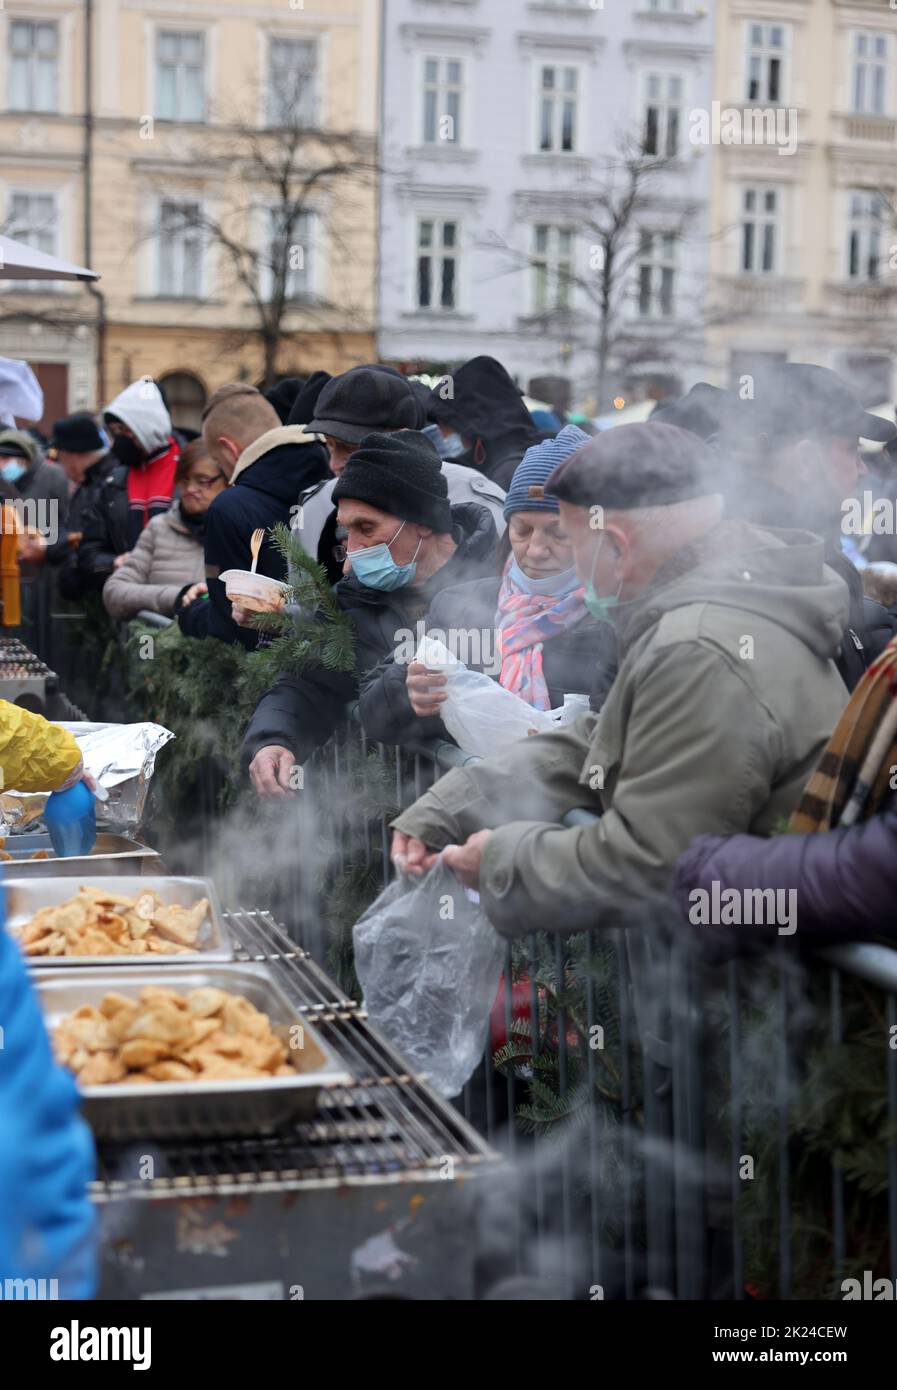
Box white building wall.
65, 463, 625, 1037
378, 0, 715, 409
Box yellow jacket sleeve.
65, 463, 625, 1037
0, 701, 81, 793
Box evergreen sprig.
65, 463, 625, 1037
245, 522, 356, 688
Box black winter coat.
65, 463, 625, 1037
428, 357, 540, 490
826, 545, 896, 689
75, 461, 130, 592
179, 429, 329, 650
725, 481, 897, 691
358, 575, 618, 749
240, 503, 498, 767
54, 455, 113, 596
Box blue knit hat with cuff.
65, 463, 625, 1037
502, 424, 591, 520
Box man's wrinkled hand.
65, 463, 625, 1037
249, 744, 297, 798
391, 829, 441, 877
441, 830, 494, 891
406, 661, 448, 718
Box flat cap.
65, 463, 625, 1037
546, 421, 717, 511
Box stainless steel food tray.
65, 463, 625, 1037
6, 876, 233, 966
35, 963, 352, 1138
1, 832, 163, 877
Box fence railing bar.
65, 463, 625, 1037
830, 968, 846, 1287
888, 995, 897, 1282
776, 944, 792, 1300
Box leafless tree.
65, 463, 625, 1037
482, 137, 702, 411
143, 68, 377, 388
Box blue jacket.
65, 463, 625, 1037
0, 900, 97, 1296
179, 427, 329, 649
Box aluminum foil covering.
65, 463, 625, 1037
2, 722, 174, 835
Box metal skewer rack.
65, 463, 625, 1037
90, 907, 503, 1301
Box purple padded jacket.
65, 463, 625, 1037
673, 797, 897, 945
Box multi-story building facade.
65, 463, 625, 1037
377, 0, 715, 412
707, 0, 897, 405
0, 0, 379, 431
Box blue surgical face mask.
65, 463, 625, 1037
0, 459, 26, 484
348, 520, 423, 591
583, 533, 622, 620
509, 558, 580, 598
440, 431, 466, 460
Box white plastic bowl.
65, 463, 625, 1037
218, 569, 290, 613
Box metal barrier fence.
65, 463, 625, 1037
19, 570, 897, 1299
295, 727, 897, 1301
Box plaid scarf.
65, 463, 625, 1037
496, 559, 588, 710
789, 634, 897, 832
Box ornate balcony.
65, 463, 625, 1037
713, 274, 806, 316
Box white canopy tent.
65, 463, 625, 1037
0, 234, 99, 423
0, 233, 98, 283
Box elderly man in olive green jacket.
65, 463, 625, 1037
390, 422, 850, 938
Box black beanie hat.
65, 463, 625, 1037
50, 412, 106, 453
286, 371, 331, 428
265, 376, 305, 424
331, 430, 452, 533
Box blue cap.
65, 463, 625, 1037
503, 424, 591, 519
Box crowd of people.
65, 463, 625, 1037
7, 354, 897, 945
5, 349, 897, 1296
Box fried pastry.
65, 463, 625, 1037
16, 885, 210, 957
52, 985, 295, 1087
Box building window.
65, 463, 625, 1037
746, 24, 784, 103
416, 218, 458, 311
538, 65, 579, 153
155, 31, 205, 122
157, 200, 203, 297
7, 191, 57, 256
643, 73, 682, 157
533, 225, 574, 314
636, 231, 676, 317
422, 57, 463, 145
741, 187, 778, 274
847, 191, 884, 281
851, 32, 888, 116
158, 371, 207, 432
267, 208, 315, 300
268, 37, 318, 127
8, 20, 58, 113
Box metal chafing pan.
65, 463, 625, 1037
1, 832, 164, 877
5, 875, 233, 966
35, 963, 352, 1138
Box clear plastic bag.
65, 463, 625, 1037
353, 860, 505, 1098
415, 635, 582, 758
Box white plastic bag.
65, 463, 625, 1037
415, 635, 582, 758
353, 860, 504, 1098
